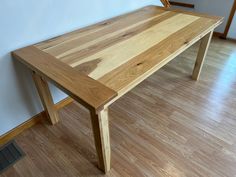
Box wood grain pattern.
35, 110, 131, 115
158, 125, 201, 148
60, 12, 175, 66
35, 7, 168, 51
32, 72, 59, 124
161, 0, 171, 7
13, 6, 223, 110
192, 31, 213, 80
90, 108, 111, 173
12, 46, 117, 111
73, 14, 199, 76
3, 37, 236, 177
54, 97, 73, 110
33, 6, 222, 98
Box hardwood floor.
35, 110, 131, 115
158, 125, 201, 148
1, 37, 236, 177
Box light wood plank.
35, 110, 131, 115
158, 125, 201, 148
44, 12, 170, 59
35, 6, 167, 52
29, 6, 223, 97
72, 14, 199, 79
59, 11, 177, 66
32, 72, 59, 125
192, 31, 213, 80
98, 18, 220, 97
90, 108, 111, 173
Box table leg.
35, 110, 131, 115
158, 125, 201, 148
192, 31, 213, 80
90, 108, 111, 173
32, 72, 59, 125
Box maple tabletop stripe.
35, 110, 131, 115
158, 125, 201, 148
73, 14, 199, 79
32, 5, 222, 94
59, 11, 176, 64
99, 18, 219, 93
35, 6, 167, 51
55, 11, 172, 60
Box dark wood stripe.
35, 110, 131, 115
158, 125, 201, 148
222, 0, 236, 38
44, 10, 168, 58
99, 18, 216, 92
36, 7, 166, 51
63, 12, 178, 66
169, 1, 195, 8
35, 7, 156, 49
161, 0, 171, 8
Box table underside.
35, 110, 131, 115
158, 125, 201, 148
34, 6, 221, 94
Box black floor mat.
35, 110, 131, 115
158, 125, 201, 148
0, 141, 25, 173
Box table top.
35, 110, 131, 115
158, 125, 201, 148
35, 6, 222, 93
13, 6, 222, 110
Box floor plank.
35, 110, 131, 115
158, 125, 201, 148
1, 37, 236, 177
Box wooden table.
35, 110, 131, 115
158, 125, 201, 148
12, 6, 222, 173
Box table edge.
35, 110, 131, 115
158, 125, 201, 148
12, 46, 117, 111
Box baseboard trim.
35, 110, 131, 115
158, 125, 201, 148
0, 97, 73, 145
55, 97, 74, 110
213, 32, 224, 38
213, 32, 236, 42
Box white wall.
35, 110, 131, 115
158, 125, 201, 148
170, 0, 234, 33
0, 0, 162, 136
228, 13, 236, 39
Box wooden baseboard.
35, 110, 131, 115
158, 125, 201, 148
213, 32, 236, 41
213, 32, 224, 38
169, 1, 195, 8
0, 97, 73, 145
55, 97, 74, 110
213, 32, 236, 42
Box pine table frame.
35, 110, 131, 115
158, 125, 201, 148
12, 6, 223, 173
